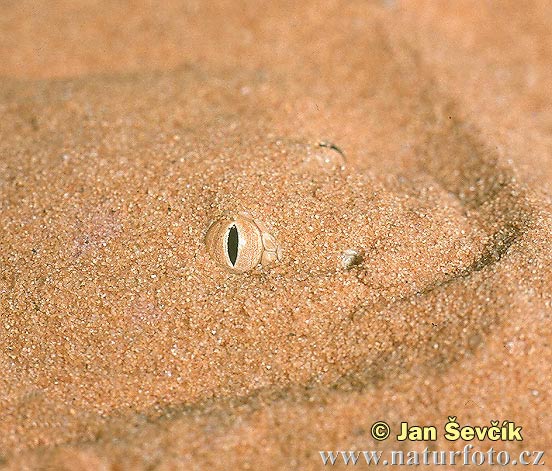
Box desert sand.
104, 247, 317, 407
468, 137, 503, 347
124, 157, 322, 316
0, 1, 550, 469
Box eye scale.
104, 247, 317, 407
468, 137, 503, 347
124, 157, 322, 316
205, 213, 282, 273
341, 248, 363, 269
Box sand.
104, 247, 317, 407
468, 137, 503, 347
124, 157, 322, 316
0, 1, 550, 469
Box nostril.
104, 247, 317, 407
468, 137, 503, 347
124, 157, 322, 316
318, 141, 345, 157
301, 141, 346, 174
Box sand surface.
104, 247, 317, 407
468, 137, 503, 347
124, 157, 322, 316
0, 1, 550, 469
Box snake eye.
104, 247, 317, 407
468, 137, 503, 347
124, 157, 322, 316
227, 224, 239, 266
205, 213, 282, 273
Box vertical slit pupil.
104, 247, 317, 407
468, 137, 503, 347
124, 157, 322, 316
227, 225, 239, 266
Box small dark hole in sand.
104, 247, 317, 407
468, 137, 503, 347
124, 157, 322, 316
227, 225, 239, 266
